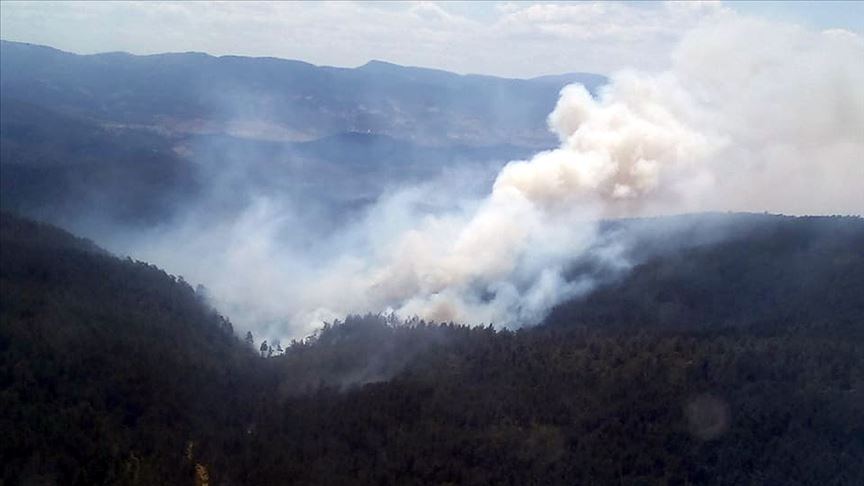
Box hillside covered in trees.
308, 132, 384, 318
1, 211, 863, 485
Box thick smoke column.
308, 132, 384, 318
323, 14, 864, 329
497, 77, 712, 210
116, 14, 864, 340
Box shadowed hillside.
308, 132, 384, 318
0, 213, 256, 484
2, 212, 862, 485
547, 213, 864, 335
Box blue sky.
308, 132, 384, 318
732, 1, 863, 33
1, 1, 861, 78
444, 1, 863, 32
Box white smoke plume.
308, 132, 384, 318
112, 13, 864, 340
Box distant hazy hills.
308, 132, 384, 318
0, 39, 605, 147
0, 39, 603, 227
0, 95, 534, 227
0, 97, 199, 225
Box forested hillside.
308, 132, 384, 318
2, 212, 862, 485
0, 213, 258, 484
548, 213, 864, 334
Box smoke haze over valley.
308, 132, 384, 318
3, 3, 864, 485
3, 7, 863, 342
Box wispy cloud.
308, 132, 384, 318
0, 1, 728, 77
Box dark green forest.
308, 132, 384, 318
1, 212, 863, 485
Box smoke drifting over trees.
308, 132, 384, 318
114, 14, 863, 341
2, 13, 861, 341
3, 211, 863, 484
2, 5, 864, 484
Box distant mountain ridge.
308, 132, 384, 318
0, 39, 606, 147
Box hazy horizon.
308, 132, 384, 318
2, 1, 862, 340
2, 1, 862, 78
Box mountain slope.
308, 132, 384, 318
0, 212, 256, 485
0, 40, 605, 147
0, 98, 199, 225
2, 213, 862, 485
0, 98, 532, 228
547, 213, 864, 334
